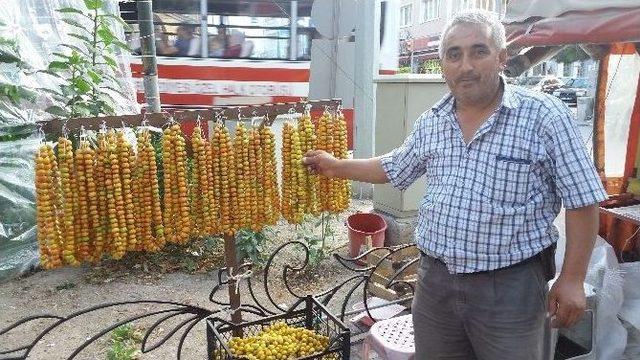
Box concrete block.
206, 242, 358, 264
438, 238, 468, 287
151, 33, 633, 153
374, 210, 417, 247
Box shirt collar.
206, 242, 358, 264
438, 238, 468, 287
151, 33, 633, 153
431, 76, 520, 116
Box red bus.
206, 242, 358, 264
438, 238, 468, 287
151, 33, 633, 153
121, 0, 314, 108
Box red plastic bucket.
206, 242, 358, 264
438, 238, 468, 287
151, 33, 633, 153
347, 212, 387, 259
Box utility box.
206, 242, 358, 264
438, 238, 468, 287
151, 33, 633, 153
373, 74, 448, 218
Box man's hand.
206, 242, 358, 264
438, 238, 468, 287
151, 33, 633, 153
548, 275, 586, 328
302, 151, 389, 184
302, 150, 340, 177
550, 204, 599, 328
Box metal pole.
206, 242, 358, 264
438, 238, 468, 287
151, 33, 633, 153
410, 50, 414, 73
289, 0, 298, 60
200, 0, 208, 58
353, 0, 379, 198
495, 0, 503, 17
136, 0, 161, 113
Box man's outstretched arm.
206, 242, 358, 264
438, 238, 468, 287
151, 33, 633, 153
302, 150, 389, 184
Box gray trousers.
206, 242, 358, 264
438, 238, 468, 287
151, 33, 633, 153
412, 254, 548, 360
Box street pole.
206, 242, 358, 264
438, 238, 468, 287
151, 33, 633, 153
353, 0, 379, 199
136, 0, 161, 113
200, 0, 208, 58
410, 51, 414, 73
289, 1, 298, 60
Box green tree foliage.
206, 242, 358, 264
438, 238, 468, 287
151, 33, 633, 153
43, 0, 132, 119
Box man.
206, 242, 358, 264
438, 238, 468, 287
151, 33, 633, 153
175, 25, 200, 57
224, 30, 247, 58
153, 15, 177, 56
303, 9, 607, 360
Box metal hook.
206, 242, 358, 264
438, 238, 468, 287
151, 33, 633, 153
79, 125, 87, 142
323, 105, 332, 118
100, 119, 107, 133
213, 109, 224, 126
62, 120, 69, 139
37, 122, 45, 141
237, 107, 244, 121
161, 111, 175, 128
141, 112, 149, 127
249, 109, 258, 127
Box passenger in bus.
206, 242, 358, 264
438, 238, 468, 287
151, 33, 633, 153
208, 34, 225, 57
223, 30, 243, 58
223, 30, 253, 58
175, 24, 200, 57
153, 15, 177, 56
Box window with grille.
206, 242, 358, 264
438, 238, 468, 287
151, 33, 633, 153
460, 0, 475, 11
400, 4, 412, 27
421, 0, 440, 22
454, 0, 508, 14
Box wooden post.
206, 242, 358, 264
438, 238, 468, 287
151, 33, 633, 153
622, 76, 640, 191
223, 234, 242, 325
593, 51, 610, 183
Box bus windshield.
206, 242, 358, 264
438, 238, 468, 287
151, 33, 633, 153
121, 0, 313, 61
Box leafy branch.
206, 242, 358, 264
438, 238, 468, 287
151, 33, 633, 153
0, 31, 36, 106
295, 213, 337, 268
44, 0, 132, 119
235, 229, 271, 268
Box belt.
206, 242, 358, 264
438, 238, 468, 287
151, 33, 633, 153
419, 247, 553, 275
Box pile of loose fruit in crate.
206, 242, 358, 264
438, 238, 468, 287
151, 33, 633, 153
34, 112, 350, 269
224, 322, 333, 360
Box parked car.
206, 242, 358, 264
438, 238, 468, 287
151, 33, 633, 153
526, 76, 563, 93
560, 77, 573, 85
523, 76, 544, 88
553, 78, 593, 106
539, 77, 565, 94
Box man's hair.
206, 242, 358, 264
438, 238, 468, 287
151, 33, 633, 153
178, 24, 197, 33
439, 9, 506, 59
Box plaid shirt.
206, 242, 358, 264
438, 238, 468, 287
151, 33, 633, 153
380, 83, 608, 274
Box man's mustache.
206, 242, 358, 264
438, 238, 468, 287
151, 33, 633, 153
456, 74, 480, 82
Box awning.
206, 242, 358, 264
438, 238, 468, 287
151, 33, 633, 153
504, 0, 640, 48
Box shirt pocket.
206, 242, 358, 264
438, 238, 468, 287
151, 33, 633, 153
489, 157, 533, 206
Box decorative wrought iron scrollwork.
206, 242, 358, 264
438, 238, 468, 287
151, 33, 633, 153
0, 241, 419, 359
208, 241, 419, 324
0, 300, 217, 360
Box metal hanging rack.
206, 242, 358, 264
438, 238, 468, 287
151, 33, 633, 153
38, 99, 343, 135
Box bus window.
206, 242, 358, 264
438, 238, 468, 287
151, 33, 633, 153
121, 0, 313, 61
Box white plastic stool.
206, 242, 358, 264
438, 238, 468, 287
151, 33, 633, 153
361, 314, 415, 360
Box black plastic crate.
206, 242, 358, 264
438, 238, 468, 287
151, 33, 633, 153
207, 296, 350, 360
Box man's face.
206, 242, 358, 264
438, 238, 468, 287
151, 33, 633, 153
441, 23, 506, 104
177, 27, 193, 39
